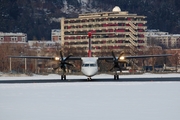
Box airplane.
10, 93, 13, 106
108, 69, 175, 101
9, 32, 172, 80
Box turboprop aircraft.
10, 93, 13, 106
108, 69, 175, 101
8, 50, 172, 80
9, 32, 172, 80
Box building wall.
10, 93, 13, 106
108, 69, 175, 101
60, 8, 147, 56
146, 30, 180, 48
51, 29, 61, 42
0, 32, 27, 43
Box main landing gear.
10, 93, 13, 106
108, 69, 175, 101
61, 75, 66, 80
114, 75, 119, 80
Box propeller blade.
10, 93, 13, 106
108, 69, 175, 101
58, 52, 74, 72
118, 64, 122, 72
109, 67, 113, 71
64, 54, 73, 61
109, 65, 115, 71
60, 50, 63, 60
112, 51, 116, 60
62, 66, 66, 73
64, 62, 73, 66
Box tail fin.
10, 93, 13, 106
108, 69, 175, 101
88, 50, 92, 57
88, 32, 92, 57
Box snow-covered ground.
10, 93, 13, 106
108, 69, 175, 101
0, 73, 180, 80
0, 81, 180, 120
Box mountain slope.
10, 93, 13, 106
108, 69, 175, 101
0, 0, 179, 40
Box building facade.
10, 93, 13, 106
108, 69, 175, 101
51, 29, 61, 42
60, 6, 147, 56
146, 29, 180, 48
0, 32, 27, 43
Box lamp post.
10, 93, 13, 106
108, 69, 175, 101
9, 57, 12, 72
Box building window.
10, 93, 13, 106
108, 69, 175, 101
11, 37, 17, 41
0, 37, 4, 41
22, 37, 25, 42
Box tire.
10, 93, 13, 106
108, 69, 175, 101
61, 75, 63, 80
114, 75, 116, 80
117, 75, 119, 80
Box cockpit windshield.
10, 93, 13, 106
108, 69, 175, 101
82, 63, 97, 67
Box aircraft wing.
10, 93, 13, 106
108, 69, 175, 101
98, 56, 114, 60
8, 56, 55, 60
124, 54, 172, 59
8, 55, 82, 61
98, 54, 172, 61
67, 57, 81, 60
8, 54, 171, 60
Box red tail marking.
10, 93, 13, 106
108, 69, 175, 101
88, 32, 92, 57
88, 50, 91, 57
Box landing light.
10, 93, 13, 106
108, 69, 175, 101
119, 56, 125, 60
55, 57, 60, 61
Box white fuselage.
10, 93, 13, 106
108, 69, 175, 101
81, 57, 98, 77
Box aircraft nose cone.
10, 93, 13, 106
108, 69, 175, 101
86, 70, 94, 76
82, 67, 98, 77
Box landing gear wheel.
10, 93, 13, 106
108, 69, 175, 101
114, 75, 119, 80
87, 77, 92, 81
114, 75, 116, 80
61, 75, 66, 80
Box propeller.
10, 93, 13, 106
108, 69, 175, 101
107, 51, 125, 72
53, 51, 73, 73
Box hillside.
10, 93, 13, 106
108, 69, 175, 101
0, 0, 180, 40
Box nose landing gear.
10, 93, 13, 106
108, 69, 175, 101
87, 77, 92, 81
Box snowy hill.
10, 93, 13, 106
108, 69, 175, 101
0, 0, 180, 40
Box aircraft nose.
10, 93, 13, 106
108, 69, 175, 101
86, 70, 94, 76
82, 67, 97, 77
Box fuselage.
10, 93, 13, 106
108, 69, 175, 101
81, 57, 98, 77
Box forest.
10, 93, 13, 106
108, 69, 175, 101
0, 0, 180, 40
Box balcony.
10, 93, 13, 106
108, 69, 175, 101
64, 20, 129, 26
64, 26, 129, 32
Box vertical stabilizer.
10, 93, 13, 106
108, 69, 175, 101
88, 32, 92, 57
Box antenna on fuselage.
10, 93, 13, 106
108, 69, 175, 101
88, 32, 92, 57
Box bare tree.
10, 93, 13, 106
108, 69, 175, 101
144, 46, 164, 72
166, 50, 179, 72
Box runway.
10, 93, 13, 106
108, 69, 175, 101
1, 80, 180, 120
0, 77, 180, 83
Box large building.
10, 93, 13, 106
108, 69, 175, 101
60, 6, 147, 56
146, 29, 180, 48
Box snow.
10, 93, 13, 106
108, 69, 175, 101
59, 0, 104, 14
0, 81, 180, 120
0, 73, 180, 80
